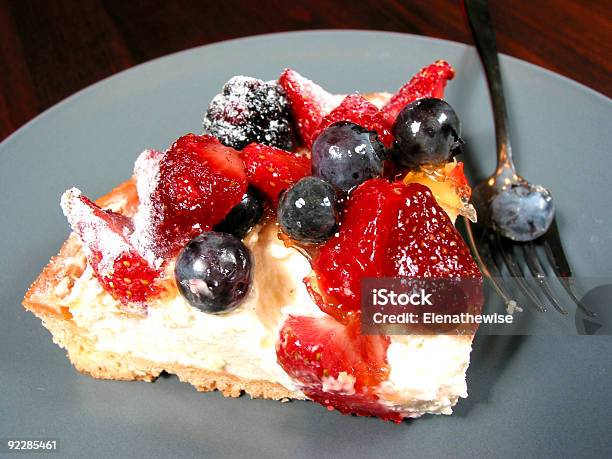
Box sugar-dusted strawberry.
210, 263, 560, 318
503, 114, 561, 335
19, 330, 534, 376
61, 188, 161, 307
240, 143, 311, 203
380, 60, 455, 128
277, 315, 403, 422
132, 134, 247, 258
312, 94, 393, 148
308, 179, 481, 322
279, 69, 340, 147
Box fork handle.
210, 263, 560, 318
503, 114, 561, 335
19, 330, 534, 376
463, 0, 514, 170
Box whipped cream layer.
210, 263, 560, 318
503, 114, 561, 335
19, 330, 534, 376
63, 220, 473, 417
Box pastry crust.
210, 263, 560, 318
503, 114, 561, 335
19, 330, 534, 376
23, 179, 298, 401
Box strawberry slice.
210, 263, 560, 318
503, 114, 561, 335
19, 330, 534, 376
132, 134, 247, 258
308, 179, 481, 323
277, 315, 403, 422
279, 69, 339, 147
306, 179, 398, 322
381, 60, 455, 129
241, 143, 311, 203
311, 94, 394, 148
61, 188, 161, 307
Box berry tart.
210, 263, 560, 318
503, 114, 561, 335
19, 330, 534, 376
24, 60, 483, 423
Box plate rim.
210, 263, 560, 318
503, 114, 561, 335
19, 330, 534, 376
1, 29, 610, 151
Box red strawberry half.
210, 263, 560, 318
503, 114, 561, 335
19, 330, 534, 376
132, 134, 247, 258
311, 94, 394, 148
279, 69, 339, 147
277, 315, 403, 422
241, 143, 311, 203
308, 179, 482, 323
61, 188, 161, 308
381, 60, 455, 129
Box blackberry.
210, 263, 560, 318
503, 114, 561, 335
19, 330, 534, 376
203, 76, 294, 150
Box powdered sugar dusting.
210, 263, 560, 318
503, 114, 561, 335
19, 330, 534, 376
130, 149, 164, 268
61, 188, 131, 276
296, 73, 343, 115
202, 76, 293, 150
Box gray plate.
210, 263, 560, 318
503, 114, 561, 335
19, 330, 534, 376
1, 31, 611, 458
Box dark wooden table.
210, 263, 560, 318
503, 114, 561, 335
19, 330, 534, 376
1, 0, 610, 141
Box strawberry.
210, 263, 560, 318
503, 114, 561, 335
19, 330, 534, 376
277, 315, 403, 422
279, 69, 339, 147
61, 188, 161, 307
311, 94, 394, 148
308, 179, 481, 323
381, 60, 455, 129
132, 134, 247, 258
241, 143, 311, 203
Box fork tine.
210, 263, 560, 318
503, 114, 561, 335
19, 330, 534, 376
492, 233, 547, 312
541, 220, 597, 317
464, 221, 520, 311
521, 243, 568, 315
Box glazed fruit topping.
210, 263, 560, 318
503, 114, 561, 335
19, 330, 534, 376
240, 143, 311, 203
312, 94, 393, 148
213, 186, 264, 239
403, 161, 475, 222
312, 122, 386, 193
277, 316, 403, 422
203, 76, 294, 150
392, 97, 463, 168
175, 232, 252, 314
132, 134, 247, 258
61, 188, 161, 308
277, 176, 340, 244
279, 69, 340, 147
308, 179, 481, 323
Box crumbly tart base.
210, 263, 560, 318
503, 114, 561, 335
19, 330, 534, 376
23, 180, 298, 401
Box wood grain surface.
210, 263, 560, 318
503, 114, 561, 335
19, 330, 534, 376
1, 0, 610, 140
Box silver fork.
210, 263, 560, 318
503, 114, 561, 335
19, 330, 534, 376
462, 0, 595, 317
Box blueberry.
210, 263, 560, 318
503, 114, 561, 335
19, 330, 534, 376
175, 232, 252, 314
392, 97, 462, 168
214, 186, 264, 239
278, 177, 340, 244
489, 183, 555, 241
203, 76, 293, 150
311, 122, 385, 192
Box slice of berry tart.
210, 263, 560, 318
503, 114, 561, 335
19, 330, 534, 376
24, 60, 482, 423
